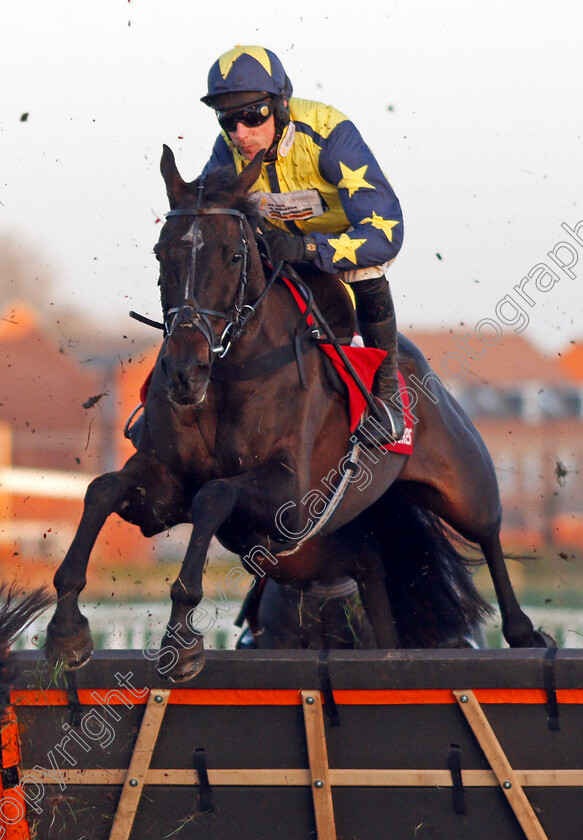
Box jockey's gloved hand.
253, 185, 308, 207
262, 229, 318, 266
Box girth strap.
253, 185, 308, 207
278, 438, 362, 556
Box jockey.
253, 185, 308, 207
200, 45, 405, 444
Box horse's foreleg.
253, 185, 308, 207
481, 532, 553, 648
45, 472, 134, 669
158, 479, 239, 682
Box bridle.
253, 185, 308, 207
162, 178, 276, 360
134, 176, 385, 418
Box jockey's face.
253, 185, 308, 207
227, 115, 276, 161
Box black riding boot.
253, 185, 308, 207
353, 276, 405, 445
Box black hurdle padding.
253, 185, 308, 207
446, 742, 466, 815
543, 646, 560, 731
64, 669, 83, 728
193, 747, 214, 813
318, 649, 340, 727
0, 764, 19, 789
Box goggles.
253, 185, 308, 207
217, 100, 273, 133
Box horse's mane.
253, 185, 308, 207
198, 166, 262, 229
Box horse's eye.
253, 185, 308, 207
231, 252, 243, 266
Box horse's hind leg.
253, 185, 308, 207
480, 531, 552, 648
357, 568, 400, 648
419, 491, 551, 648
401, 410, 552, 648
352, 542, 400, 649
428, 502, 551, 647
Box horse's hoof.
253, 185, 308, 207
508, 628, 557, 648
157, 649, 206, 683
531, 629, 557, 648
44, 623, 94, 670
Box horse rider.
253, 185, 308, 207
200, 45, 405, 444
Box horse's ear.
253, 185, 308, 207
235, 150, 265, 195
160, 144, 187, 207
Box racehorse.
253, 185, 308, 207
45, 146, 549, 682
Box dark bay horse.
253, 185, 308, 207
45, 146, 549, 681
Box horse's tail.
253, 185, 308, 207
364, 487, 493, 648
0, 584, 54, 713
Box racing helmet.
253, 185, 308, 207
201, 45, 292, 132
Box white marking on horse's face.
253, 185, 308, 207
181, 223, 204, 251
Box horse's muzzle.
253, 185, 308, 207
161, 355, 211, 406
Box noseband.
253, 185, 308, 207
164, 196, 253, 359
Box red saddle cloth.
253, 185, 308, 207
320, 345, 414, 454
281, 278, 413, 455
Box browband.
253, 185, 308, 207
165, 208, 246, 220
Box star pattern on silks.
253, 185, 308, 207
338, 162, 375, 198
219, 45, 272, 78
328, 233, 367, 265
361, 211, 400, 242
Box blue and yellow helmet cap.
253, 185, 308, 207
201, 45, 292, 105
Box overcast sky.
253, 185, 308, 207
2, 0, 582, 352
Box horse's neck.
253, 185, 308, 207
229, 281, 302, 358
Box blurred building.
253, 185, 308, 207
0, 303, 107, 471
0, 303, 158, 581
408, 330, 583, 548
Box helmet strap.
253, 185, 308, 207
264, 133, 282, 162
271, 93, 290, 132
262, 94, 289, 161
